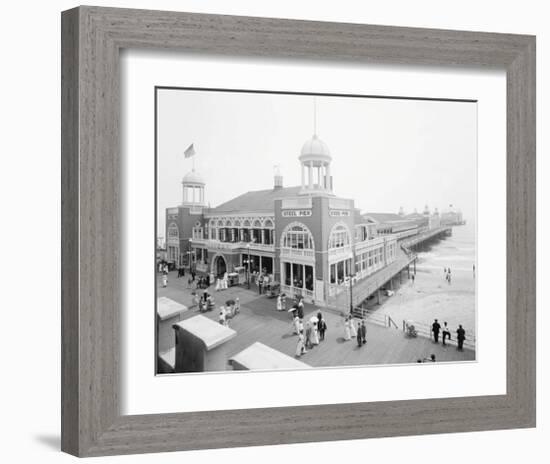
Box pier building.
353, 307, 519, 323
164, 133, 449, 309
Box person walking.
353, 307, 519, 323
317, 310, 323, 325
276, 294, 283, 311
305, 320, 313, 349
344, 316, 351, 341
432, 319, 441, 343
360, 320, 367, 345
296, 330, 307, 357
293, 315, 300, 335
297, 297, 304, 319
318, 318, 327, 341
357, 323, 363, 347
442, 321, 451, 345
162, 273, 168, 288
258, 275, 263, 295
350, 316, 357, 339
411, 274, 415, 284
456, 325, 466, 351
192, 292, 200, 309
234, 297, 240, 315
310, 319, 319, 346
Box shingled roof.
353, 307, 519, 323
211, 186, 303, 214
362, 212, 404, 223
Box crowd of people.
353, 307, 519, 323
161, 262, 471, 360
290, 297, 329, 357
343, 315, 368, 347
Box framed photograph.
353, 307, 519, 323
61, 6, 536, 457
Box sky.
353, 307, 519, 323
157, 89, 476, 237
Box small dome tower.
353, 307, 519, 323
299, 135, 333, 194
182, 169, 206, 206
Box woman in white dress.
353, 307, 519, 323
162, 274, 168, 288
292, 315, 300, 335
344, 316, 351, 341
276, 294, 283, 311
310, 317, 320, 345
296, 331, 306, 356
350, 317, 357, 339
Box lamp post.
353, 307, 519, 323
188, 238, 194, 273
349, 273, 356, 315
246, 242, 251, 289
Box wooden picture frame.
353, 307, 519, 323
61, 6, 536, 457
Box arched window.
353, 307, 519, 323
281, 223, 314, 249
242, 219, 251, 227
167, 223, 179, 239
192, 221, 203, 240
225, 219, 233, 227
329, 223, 351, 249
252, 219, 262, 228
264, 219, 274, 228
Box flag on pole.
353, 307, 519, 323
184, 143, 195, 158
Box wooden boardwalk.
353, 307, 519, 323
158, 273, 475, 371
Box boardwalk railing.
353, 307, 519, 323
352, 307, 400, 330
350, 305, 475, 350
401, 319, 476, 350
399, 226, 451, 252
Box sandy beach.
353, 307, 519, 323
369, 224, 476, 338
374, 265, 475, 334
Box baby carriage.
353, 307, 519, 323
405, 320, 418, 338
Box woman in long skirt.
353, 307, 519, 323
276, 294, 283, 311
296, 331, 306, 356
350, 317, 357, 339
305, 321, 313, 349
293, 315, 300, 335
311, 318, 320, 346
344, 316, 351, 341
162, 274, 168, 288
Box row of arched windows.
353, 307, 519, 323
208, 218, 274, 229
171, 219, 357, 251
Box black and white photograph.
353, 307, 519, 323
155, 88, 477, 374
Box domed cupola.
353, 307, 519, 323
182, 169, 206, 206
299, 134, 333, 194
299, 135, 332, 163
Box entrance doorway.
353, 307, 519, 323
213, 255, 227, 277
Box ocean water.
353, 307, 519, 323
417, 223, 476, 274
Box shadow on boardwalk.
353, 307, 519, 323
158, 272, 475, 371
